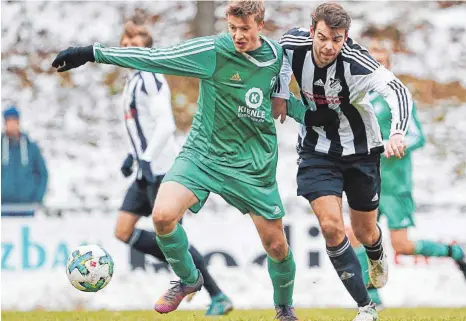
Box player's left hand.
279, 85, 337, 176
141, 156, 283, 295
271, 98, 287, 124
384, 133, 406, 158
52, 45, 95, 72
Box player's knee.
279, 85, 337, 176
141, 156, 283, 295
320, 218, 345, 243
264, 239, 288, 261
152, 205, 177, 230
353, 225, 377, 245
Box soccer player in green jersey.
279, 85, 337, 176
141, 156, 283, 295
347, 41, 466, 306
52, 1, 301, 319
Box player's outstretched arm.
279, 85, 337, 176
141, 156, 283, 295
52, 37, 217, 79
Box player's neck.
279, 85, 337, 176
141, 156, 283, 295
248, 37, 263, 52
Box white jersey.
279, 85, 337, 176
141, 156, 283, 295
122, 71, 179, 175
273, 28, 413, 157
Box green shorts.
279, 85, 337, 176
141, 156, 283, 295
378, 192, 415, 230
162, 155, 285, 220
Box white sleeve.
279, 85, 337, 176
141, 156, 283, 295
271, 50, 293, 99
139, 74, 176, 162
356, 66, 413, 137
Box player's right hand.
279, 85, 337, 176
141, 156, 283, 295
52, 45, 95, 72
120, 154, 134, 178
272, 98, 287, 124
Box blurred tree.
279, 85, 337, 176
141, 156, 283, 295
192, 1, 216, 36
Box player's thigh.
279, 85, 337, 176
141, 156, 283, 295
222, 179, 285, 220
380, 193, 415, 230
297, 153, 344, 202
160, 156, 217, 217
343, 153, 381, 212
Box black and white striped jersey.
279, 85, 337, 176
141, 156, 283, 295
122, 71, 179, 175
273, 27, 413, 157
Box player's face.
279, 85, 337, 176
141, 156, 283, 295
120, 35, 145, 48
5, 118, 20, 137
311, 21, 347, 67
227, 14, 264, 53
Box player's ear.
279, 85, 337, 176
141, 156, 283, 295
310, 27, 315, 38
257, 20, 264, 32
344, 31, 349, 42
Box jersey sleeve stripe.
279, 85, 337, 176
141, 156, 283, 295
387, 80, 409, 132
342, 44, 379, 70
97, 45, 215, 61
99, 41, 215, 57
341, 52, 377, 73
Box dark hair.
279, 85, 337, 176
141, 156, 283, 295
120, 20, 153, 48
312, 3, 351, 32
225, 0, 265, 24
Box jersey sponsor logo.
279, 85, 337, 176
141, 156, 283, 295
303, 90, 343, 105
245, 88, 264, 109
314, 79, 325, 87
230, 72, 242, 82
238, 87, 266, 122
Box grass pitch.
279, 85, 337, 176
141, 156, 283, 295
2, 308, 466, 321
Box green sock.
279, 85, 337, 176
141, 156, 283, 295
355, 246, 382, 304
267, 249, 296, 306
354, 246, 370, 286
156, 224, 199, 285
414, 240, 450, 258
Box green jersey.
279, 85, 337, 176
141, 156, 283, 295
94, 34, 283, 186
369, 92, 425, 194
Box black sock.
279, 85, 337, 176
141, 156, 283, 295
364, 225, 384, 261
327, 236, 371, 307
189, 245, 222, 298
126, 229, 167, 263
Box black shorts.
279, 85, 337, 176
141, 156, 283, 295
297, 152, 381, 212
120, 175, 164, 217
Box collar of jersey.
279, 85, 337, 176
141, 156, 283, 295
240, 35, 278, 68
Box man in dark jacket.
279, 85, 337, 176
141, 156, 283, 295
1, 106, 48, 216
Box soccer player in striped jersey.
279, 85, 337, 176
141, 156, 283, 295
52, 1, 302, 320
272, 3, 414, 320
115, 21, 233, 316
347, 40, 466, 306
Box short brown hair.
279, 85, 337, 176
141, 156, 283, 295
312, 3, 351, 32
120, 20, 153, 48
225, 0, 265, 24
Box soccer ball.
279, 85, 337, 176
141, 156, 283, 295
66, 244, 114, 292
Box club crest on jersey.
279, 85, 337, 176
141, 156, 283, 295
329, 78, 342, 92
238, 87, 265, 122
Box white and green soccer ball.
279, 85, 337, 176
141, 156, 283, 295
66, 244, 114, 292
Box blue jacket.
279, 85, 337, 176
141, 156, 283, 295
1, 133, 48, 204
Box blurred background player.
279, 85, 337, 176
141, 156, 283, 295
347, 40, 466, 306
1, 105, 48, 217
114, 21, 233, 316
